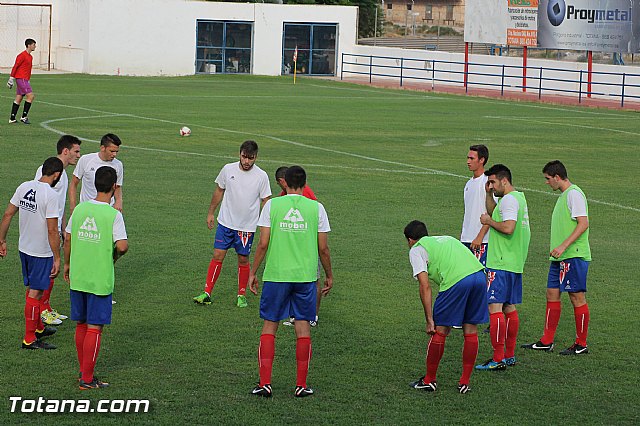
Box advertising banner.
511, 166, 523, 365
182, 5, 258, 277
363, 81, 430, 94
507, 0, 539, 46
464, 0, 508, 44
537, 0, 639, 53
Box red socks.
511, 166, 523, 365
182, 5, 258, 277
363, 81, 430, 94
238, 264, 250, 297
204, 259, 223, 295
81, 328, 102, 383
424, 331, 447, 383
24, 296, 40, 343
460, 333, 478, 385
258, 334, 313, 388
489, 312, 506, 362
296, 337, 312, 388
541, 301, 561, 345
75, 323, 88, 374
505, 310, 519, 359
258, 334, 275, 387
40, 279, 54, 312
574, 304, 590, 346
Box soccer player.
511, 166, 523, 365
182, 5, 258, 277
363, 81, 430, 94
0, 157, 63, 350
275, 166, 317, 200
193, 140, 271, 308
475, 164, 531, 371
69, 133, 124, 214
64, 166, 128, 390
461, 145, 491, 266
7, 38, 37, 124
275, 166, 322, 327
522, 161, 591, 355
405, 220, 487, 394
35, 135, 82, 325
248, 166, 333, 398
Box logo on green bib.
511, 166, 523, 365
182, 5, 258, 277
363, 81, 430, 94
78, 217, 101, 242
280, 208, 308, 231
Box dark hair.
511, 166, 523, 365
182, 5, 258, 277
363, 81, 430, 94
484, 163, 512, 184
542, 160, 568, 180
101, 133, 121, 147
95, 166, 117, 193
469, 144, 489, 166
240, 140, 258, 157
275, 166, 288, 180
404, 220, 429, 240
56, 135, 81, 154
284, 165, 306, 190
25, 38, 36, 47
41, 157, 63, 176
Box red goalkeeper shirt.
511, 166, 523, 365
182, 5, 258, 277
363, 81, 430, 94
278, 185, 317, 200
11, 51, 33, 80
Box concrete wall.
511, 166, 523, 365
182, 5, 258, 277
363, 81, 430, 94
346, 44, 640, 100
26, 0, 357, 76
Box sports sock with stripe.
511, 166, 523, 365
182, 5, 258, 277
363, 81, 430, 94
296, 336, 312, 388
204, 259, 223, 295
489, 312, 506, 362
574, 303, 590, 346
460, 333, 478, 385
81, 328, 102, 383
541, 301, 561, 345
505, 310, 519, 358
258, 333, 275, 387
425, 331, 447, 383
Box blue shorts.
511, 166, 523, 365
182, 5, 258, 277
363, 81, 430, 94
547, 258, 589, 293
433, 271, 488, 327
463, 242, 488, 267
214, 224, 254, 256
260, 281, 316, 322
486, 269, 522, 305
70, 290, 113, 325
19, 251, 53, 290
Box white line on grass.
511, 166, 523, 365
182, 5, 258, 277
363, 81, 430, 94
31, 98, 640, 213
40, 115, 444, 175
309, 82, 640, 117
484, 116, 640, 137
37, 93, 427, 101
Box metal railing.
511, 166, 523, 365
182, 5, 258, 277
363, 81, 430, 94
340, 52, 640, 107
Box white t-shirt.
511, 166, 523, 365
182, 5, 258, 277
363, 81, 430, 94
461, 174, 491, 243
215, 162, 271, 232
73, 152, 124, 204
566, 189, 588, 219
257, 195, 331, 232
498, 193, 519, 222
409, 245, 429, 279
10, 180, 59, 257
65, 200, 127, 242
35, 166, 67, 231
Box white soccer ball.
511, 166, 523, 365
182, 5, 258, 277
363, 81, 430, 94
180, 126, 191, 137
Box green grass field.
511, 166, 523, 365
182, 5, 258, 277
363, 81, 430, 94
0, 74, 639, 425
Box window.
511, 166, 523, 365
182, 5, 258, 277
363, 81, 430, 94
425, 5, 433, 20
196, 20, 253, 74
407, 3, 412, 11
387, 3, 392, 9
446, 5, 454, 21
283, 23, 337, 76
